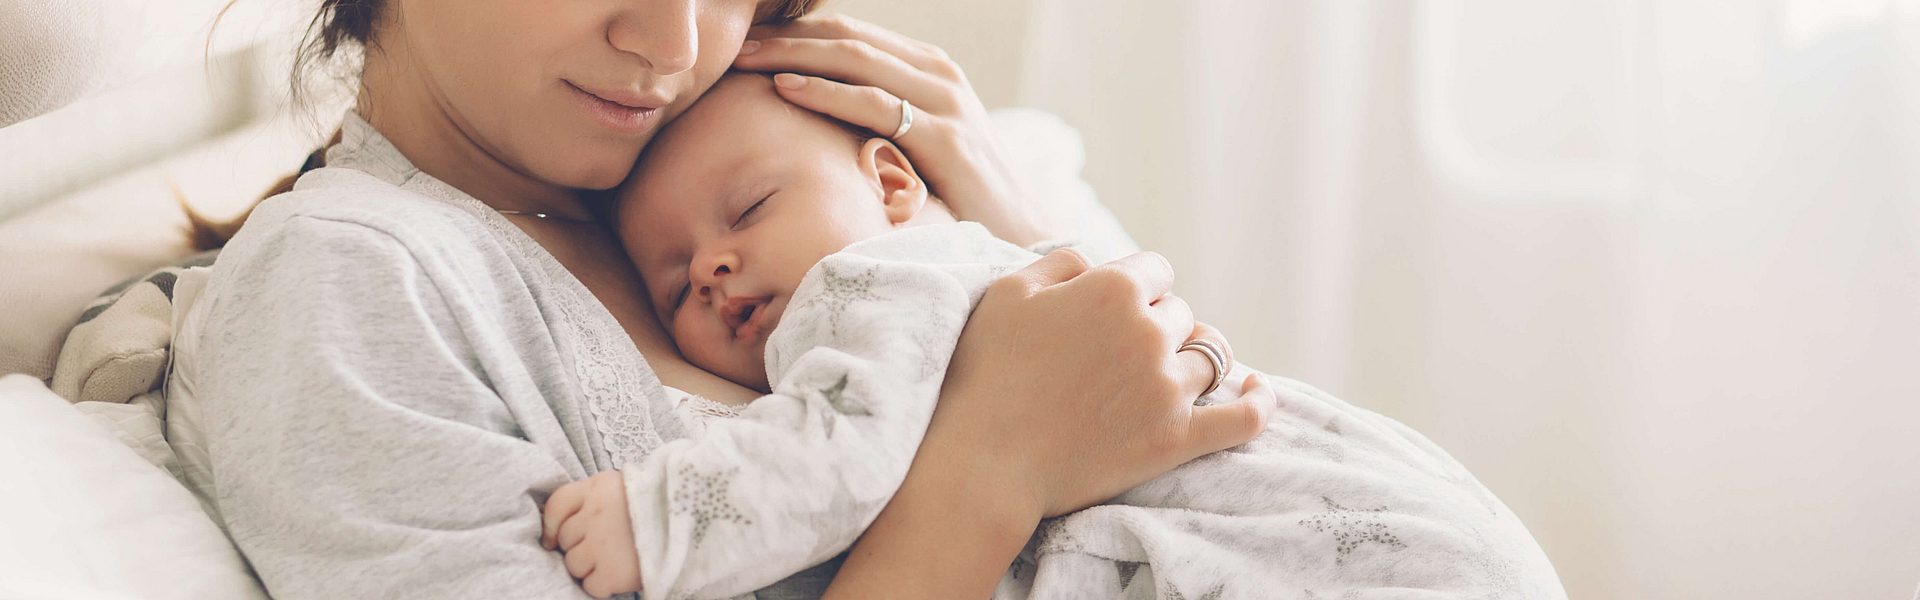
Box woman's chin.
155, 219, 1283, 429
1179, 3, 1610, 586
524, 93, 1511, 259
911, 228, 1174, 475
544, 151, 645, 191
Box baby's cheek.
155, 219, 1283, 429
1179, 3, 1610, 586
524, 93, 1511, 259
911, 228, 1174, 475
674, 318, 723, 366
672, 321, 710, 363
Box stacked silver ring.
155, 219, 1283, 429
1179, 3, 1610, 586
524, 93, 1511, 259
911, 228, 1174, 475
890, 99, 915, 139
1178, 339, 1229, 397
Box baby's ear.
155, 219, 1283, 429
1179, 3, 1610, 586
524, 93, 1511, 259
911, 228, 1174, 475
860, 137, 929, 226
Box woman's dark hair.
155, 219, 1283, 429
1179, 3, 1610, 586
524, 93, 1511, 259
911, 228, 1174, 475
188, 0, 829, 250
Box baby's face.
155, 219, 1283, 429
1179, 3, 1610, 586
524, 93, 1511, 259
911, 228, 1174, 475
615, 73, 926, 392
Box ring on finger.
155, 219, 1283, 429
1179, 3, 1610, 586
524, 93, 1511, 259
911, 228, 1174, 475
1178, 339, 1229, 397
890, 98, 914, 139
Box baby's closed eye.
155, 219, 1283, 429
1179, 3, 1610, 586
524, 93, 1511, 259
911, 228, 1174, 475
731, 194, 771, 230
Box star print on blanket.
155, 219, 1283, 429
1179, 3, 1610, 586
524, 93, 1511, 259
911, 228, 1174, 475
788, 262, 884, 334
1300, 497, 1407, 564
999, 367, 1568, 600
670, 464, 751, 546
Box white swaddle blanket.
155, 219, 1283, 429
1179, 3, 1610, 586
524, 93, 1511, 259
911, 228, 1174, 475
1000, 371, 1566, 599
624, 222, 1565, 600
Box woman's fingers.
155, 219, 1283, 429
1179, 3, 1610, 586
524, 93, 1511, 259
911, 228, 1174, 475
1188, 321, 1234, 367
1150, 294, 1197, 348
766, 74, 915, 141
748, 13, 955, 76
736, 37, 948, 109
1183, 374, 1276, 457
1093, 251, 1177, 306
541, 483, 586, 549
1009, 248, 1096, 291
1173, 320, 1233, 398
743, 13, 1054, 246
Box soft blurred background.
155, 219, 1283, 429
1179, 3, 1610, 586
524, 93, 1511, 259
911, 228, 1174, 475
838, 0, 1920, 598
2, 0, 1914, 598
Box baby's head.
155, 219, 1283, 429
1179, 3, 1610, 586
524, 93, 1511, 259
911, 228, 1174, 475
614, 71, 953, 392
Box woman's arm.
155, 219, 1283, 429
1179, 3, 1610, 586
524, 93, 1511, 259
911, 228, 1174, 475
189, 214, 601, 600
824, 250, 1277, 598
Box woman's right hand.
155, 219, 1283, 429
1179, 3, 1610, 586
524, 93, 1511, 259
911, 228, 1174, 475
937, 248, 1277, 518
820, 248, 1276, 600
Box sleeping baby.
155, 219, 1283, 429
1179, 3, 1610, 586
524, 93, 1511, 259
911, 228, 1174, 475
540, 72, 1566, 600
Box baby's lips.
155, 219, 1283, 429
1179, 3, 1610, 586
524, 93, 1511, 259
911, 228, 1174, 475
718, 294, 757, 330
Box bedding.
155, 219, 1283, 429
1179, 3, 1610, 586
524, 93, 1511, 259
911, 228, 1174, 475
1004, 369, 1568, 599
0, 374, 266, 600
0, 116, 323, 381
54, 251, 219, 404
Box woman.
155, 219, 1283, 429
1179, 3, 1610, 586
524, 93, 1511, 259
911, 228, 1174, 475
168, 0, 1275, 598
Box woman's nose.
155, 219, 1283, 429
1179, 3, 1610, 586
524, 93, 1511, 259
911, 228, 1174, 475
607, 0, 700, 76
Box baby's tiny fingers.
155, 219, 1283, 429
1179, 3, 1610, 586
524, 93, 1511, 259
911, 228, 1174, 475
564, 544, 596, 579
556, 510, 592, 552
581, 572, 626, 599
542, 482, 587, 548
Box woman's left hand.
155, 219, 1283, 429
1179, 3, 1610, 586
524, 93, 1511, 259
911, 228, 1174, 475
734, 13, 1054, 247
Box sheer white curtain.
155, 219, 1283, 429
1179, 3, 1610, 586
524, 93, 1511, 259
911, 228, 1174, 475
1017, 1, 1920, 598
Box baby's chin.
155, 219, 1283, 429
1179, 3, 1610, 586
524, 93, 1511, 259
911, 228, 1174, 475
701, 346, 771, 395
743, 343, 772, 393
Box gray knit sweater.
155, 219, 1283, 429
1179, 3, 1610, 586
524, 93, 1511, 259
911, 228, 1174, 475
166, 114, 834, 600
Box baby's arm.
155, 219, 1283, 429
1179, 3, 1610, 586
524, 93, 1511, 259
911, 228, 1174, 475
618, 251, 992, 600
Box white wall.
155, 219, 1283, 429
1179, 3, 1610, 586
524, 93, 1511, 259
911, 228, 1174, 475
1008, 1, 1920, 599
830, 0, 1034, 109
0, 0, 309, 219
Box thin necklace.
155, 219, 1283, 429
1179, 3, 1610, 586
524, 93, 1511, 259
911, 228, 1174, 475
497, 210, 595, 224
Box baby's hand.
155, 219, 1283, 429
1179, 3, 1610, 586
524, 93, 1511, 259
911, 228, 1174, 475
542, 470, 643, 598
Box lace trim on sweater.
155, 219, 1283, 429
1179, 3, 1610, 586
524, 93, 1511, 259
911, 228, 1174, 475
324, 112, 679, 470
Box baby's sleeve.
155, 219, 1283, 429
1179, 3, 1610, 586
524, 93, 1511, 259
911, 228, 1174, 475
618, 252, 979, 600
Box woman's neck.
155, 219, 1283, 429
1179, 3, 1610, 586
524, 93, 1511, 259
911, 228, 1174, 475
358, 55, 592, 219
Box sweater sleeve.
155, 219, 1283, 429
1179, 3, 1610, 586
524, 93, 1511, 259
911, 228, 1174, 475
189, 214, 601, 600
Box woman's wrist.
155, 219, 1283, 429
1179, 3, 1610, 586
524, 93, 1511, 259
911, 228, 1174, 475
941, 152, 1056, 248
821, 422, 1040, 599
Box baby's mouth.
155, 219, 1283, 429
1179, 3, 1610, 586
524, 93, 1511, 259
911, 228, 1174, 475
737, 304, 757, 328
722, 295, 776, 342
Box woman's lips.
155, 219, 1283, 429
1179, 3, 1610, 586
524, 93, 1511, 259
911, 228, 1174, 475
564, 80, 667, 135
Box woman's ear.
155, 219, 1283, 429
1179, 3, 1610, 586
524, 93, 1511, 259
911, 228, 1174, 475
859, 137, 929, 226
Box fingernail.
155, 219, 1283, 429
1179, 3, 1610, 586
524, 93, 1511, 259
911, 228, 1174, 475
774, 73, 807, 89
739, 40, 760, 55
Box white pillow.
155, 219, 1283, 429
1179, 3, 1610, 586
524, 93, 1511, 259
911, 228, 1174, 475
0, 374, 266, 600
990, 107, 1141, 264
0, 114, 326, 381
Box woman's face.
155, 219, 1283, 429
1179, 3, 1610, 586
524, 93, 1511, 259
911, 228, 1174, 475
373, 0, 761, 191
